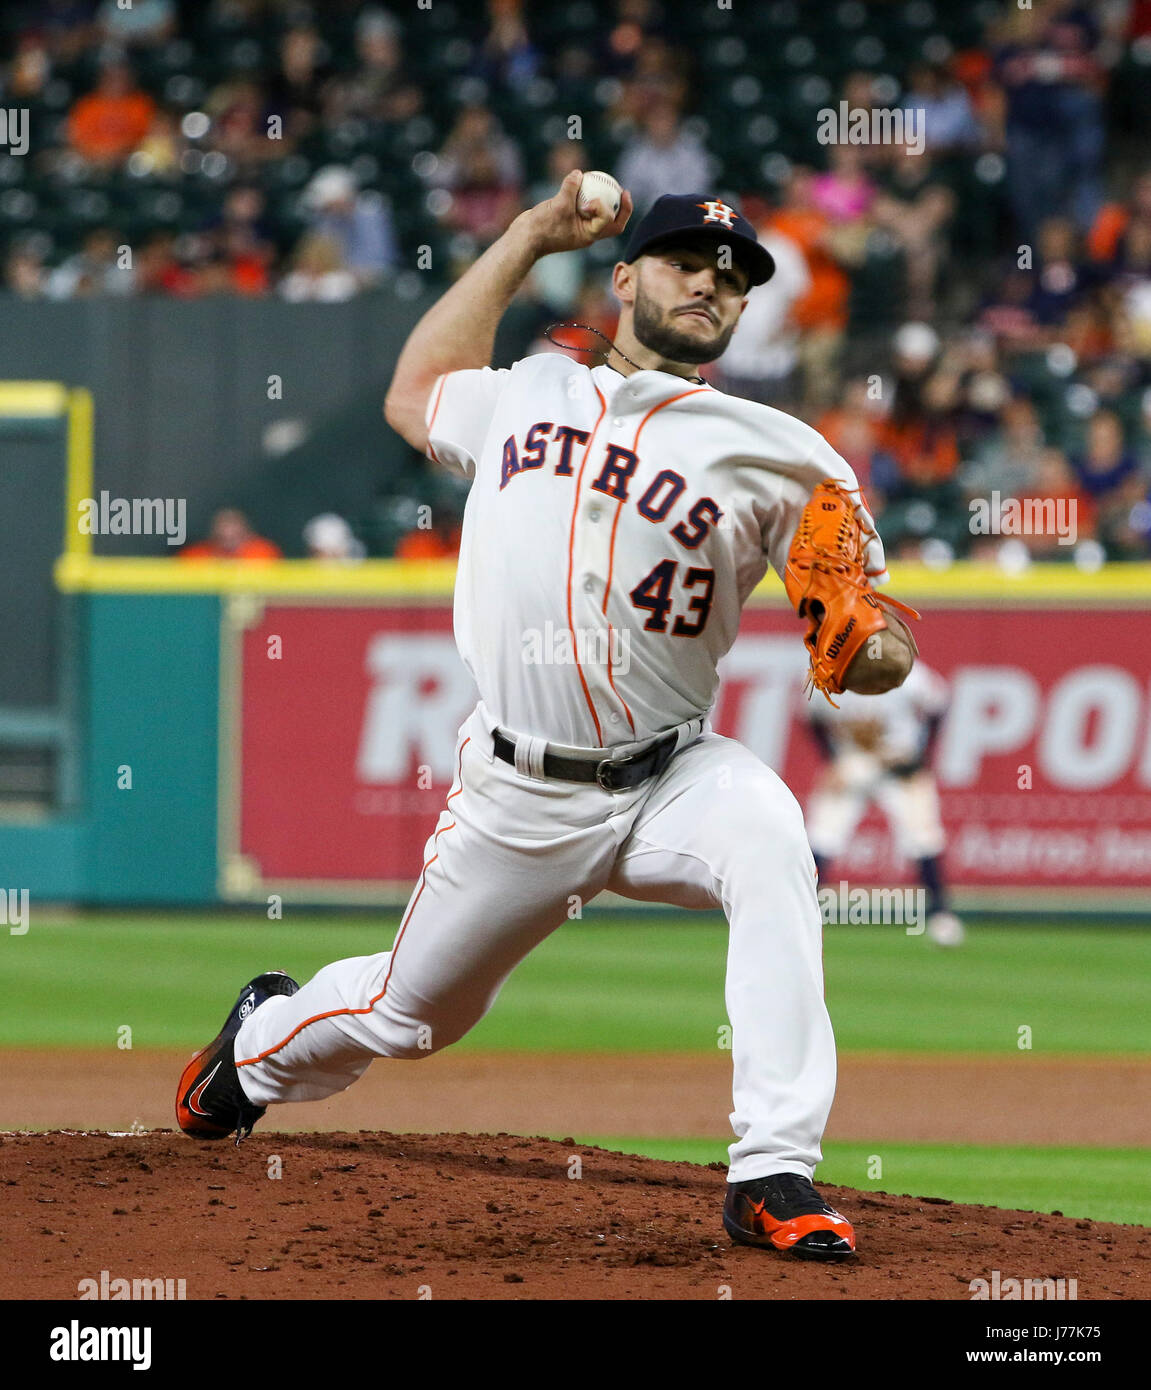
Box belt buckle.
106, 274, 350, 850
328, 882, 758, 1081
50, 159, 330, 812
595, 753, 634, 792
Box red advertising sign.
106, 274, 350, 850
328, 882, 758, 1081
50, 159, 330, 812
225, 601, 1151, 901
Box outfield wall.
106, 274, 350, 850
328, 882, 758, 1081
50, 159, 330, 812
3, 559, 1149, 914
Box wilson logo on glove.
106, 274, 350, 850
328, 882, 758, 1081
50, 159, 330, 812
784, 479, 919, 704
826, 618, 856, 659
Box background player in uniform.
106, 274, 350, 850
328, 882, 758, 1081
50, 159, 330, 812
177, 170, 918, 1261
805, 663, 964, 947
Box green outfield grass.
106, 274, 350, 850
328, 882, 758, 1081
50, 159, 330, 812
0, 913, 1147, 1054
4, 914, 1148, 1226
570, 1137, 1151, 1229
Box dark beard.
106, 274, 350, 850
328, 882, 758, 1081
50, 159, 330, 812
632, 284, 737, 365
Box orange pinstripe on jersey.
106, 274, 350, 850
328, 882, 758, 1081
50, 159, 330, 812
598, 387, 709, 737
565, 385, 608, 746
601, 497, 635, 733
425, 372, 450, 436
423, 372, 453, 466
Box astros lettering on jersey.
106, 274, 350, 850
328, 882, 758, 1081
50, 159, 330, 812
425, 352, 888, 747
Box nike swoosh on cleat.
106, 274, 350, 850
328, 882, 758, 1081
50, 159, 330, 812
186, 1061, 222, 1117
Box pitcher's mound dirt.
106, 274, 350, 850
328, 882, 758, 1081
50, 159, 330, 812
4, 1131, 1149, 1301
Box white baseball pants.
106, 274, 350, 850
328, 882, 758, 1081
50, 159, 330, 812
807, 753, 946, 860
234, 702, 837, 1182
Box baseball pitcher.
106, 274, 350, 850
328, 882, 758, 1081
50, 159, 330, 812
177, 171, 919, 1261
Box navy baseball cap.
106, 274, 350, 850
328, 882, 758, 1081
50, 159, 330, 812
621, 193, 776, 287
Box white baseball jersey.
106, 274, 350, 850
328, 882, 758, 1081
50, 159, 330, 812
425, 352, 888, 748
809, 662, 949, 764
232, 351, 888, 1192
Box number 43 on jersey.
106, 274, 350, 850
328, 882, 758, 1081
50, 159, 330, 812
630, 560, 716, 637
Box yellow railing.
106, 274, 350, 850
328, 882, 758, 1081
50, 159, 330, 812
53, 554, 1151, 604
18, 375, 1148, 604
0, 380, 93, 559
65, 387, 94, 559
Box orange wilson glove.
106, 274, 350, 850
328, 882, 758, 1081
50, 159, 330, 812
783, 480, 919, 703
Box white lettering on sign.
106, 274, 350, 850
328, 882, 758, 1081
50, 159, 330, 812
1038, 666, 1141, 790
937, 668, 1042, 787
357, 635, 476, 783
354, 632, 1150, 796
953, 825, 1092, 874
952, 823, 1151, 877
936, 664, 1150, 791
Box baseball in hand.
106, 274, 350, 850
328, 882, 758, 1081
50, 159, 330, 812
577, 171, 622, 230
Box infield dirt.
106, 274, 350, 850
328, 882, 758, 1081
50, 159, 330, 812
3, 1048, 1148, 1144
4, 1130, 1149, 1301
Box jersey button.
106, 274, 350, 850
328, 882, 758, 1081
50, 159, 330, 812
609, 713, 621, 723
612, 417, 624, 427
588, 507, 601, 522
583, 576, 594, 592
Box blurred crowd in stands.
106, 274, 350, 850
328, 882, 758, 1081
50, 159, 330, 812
4, 0, 1151, 562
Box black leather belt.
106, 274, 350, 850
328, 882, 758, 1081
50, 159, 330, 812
492, 728, 679, 792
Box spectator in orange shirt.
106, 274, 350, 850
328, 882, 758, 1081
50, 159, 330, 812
881, 410, 960, 486
394, 514, 461, 561
881, 323, 961, 486
769, 167, 856, 409
772, 167, 852, 335
67, 62, 155, 166
1086, 170, 1151, 298
816, 377, 893, 494
1015, 448, 1096, 557
203, 186, 276, 297
179, 508, 282, 561
867, 322, 971, 557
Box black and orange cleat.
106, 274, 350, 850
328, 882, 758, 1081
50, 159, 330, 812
176, 971, 299, 1145
723, 1172, 856, 1260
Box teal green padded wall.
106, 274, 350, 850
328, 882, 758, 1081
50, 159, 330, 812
85, 594, 219, 902
0, 822, 86, 898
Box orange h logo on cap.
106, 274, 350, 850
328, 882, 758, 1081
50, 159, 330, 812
697, 198, 736, 228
